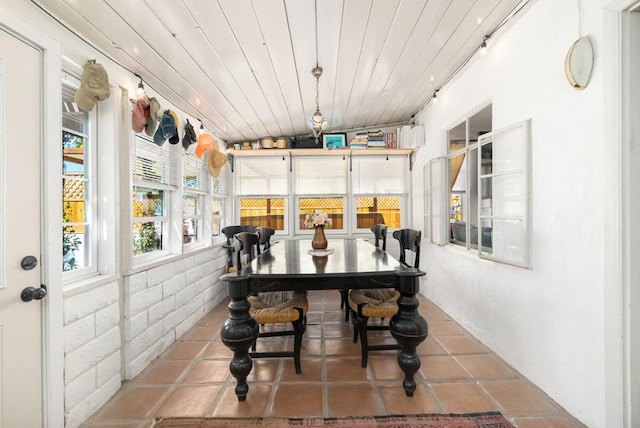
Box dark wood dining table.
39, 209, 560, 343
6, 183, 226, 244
220, 238, 428, 401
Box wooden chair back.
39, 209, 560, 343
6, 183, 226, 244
256, 227, 276, 251
392, 228, 421, 269
234, 231, 261, 268
370, 224, 387, 251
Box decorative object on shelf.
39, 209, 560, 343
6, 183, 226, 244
275, 137, 287, 149
322, 133, 347, 149
304, 210, 332, 251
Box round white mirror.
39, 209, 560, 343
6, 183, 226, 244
565, 36, 594, 90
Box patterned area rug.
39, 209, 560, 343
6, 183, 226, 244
153, 412, 513, 427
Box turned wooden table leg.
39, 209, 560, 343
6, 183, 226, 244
220, 279, 258, 401
390, 273, 428, 397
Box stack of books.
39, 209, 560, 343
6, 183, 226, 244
350, 131, 368, 149
367, 130, 386, 149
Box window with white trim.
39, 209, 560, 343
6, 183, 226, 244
352, 156, 406, 231
294, 157, 348, 233
62, 78, 96, 276
434, 103, 531, 267
236, 157, 289, 232
131, 134, 177, 258
211, 176, 228, 238
182, 150, 207, 246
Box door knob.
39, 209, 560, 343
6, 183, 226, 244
21, 284, 47, 302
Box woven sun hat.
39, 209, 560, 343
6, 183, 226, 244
74, 61, 111, 112
207, 138, 227, 177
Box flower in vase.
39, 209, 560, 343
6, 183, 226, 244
303, 210, 332, 229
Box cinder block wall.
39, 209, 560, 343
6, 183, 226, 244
63, 245, 228, 427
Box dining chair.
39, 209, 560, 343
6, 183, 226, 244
255, 226, 276, 251
348, 228, 421, 368
235, 231, 309, 374
340, 223, 387, 321
222, 225, 256, 272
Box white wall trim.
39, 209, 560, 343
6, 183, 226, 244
603, 3, 626, 428
0, 9, 64, 428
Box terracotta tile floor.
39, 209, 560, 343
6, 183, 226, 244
81, 290, 585, 427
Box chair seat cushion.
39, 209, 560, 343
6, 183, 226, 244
348, 289, 399, 318
249, 292, 308, 324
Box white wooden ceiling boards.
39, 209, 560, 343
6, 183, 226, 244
33, 0, 528, 144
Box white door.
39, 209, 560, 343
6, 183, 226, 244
0, 28, 44, 427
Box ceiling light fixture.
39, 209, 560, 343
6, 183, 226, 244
480, 35, 489, 55
307, 0, 328, 144
308, 66, 328, 144
134, 73, 146, 99
432, 90, 439, 104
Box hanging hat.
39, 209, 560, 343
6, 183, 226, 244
167, 110, 180, 145
74, 61, 111, 112
182, 119, 197, 150
207, 138, 228, 177
131, 95, 150, 133
145, 97, 161, 136
152, 111, 176, 146
195, 133, 214, 158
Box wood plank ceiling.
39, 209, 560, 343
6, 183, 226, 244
33, 0, 528, 144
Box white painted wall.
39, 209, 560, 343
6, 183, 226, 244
413, 0, 608, 426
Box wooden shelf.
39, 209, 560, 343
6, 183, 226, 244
227, 148, 416, 157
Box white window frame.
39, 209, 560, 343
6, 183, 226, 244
131, 134, 177, 263
294, 156, 349, 235
211, 176, 229, 239
62, 75, 98, 281
182, 150, 208, 249
477, 120, 531, 267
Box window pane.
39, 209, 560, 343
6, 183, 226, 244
183, 218, 198, 244
132, 221, 164, 254
63, 226, 87, 271
183, 195, 199, 216
212, 198, 223, 237
482, 218, 527, 264
132, 188, 165, 254
469, 104, 492, 143
133, 188, 164, 218
62, 81, 90, 273
239, 198, 285, 230
352, 157, 405, 193
299, 198, 343, 230
449, 121, 466, 152
296, 158, 347, 194
481, 173, 525, 217
488, 126, 526, 173
355, 196, 401, 229
237, 158, 288, 195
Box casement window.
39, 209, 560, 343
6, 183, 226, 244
131, 134, 177, 259
236, 157, 289, 232
477, 121, 531, 267
432, 103, 531, 268
351, 156, 407, 231
294, 157, 348, 233
62, 78, 96, 276
182, 151, 207, 246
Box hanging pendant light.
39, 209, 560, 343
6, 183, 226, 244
307, 66, 328, 143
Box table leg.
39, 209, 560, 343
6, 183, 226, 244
390, 275, 429, 397
220, 294, 259, 401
